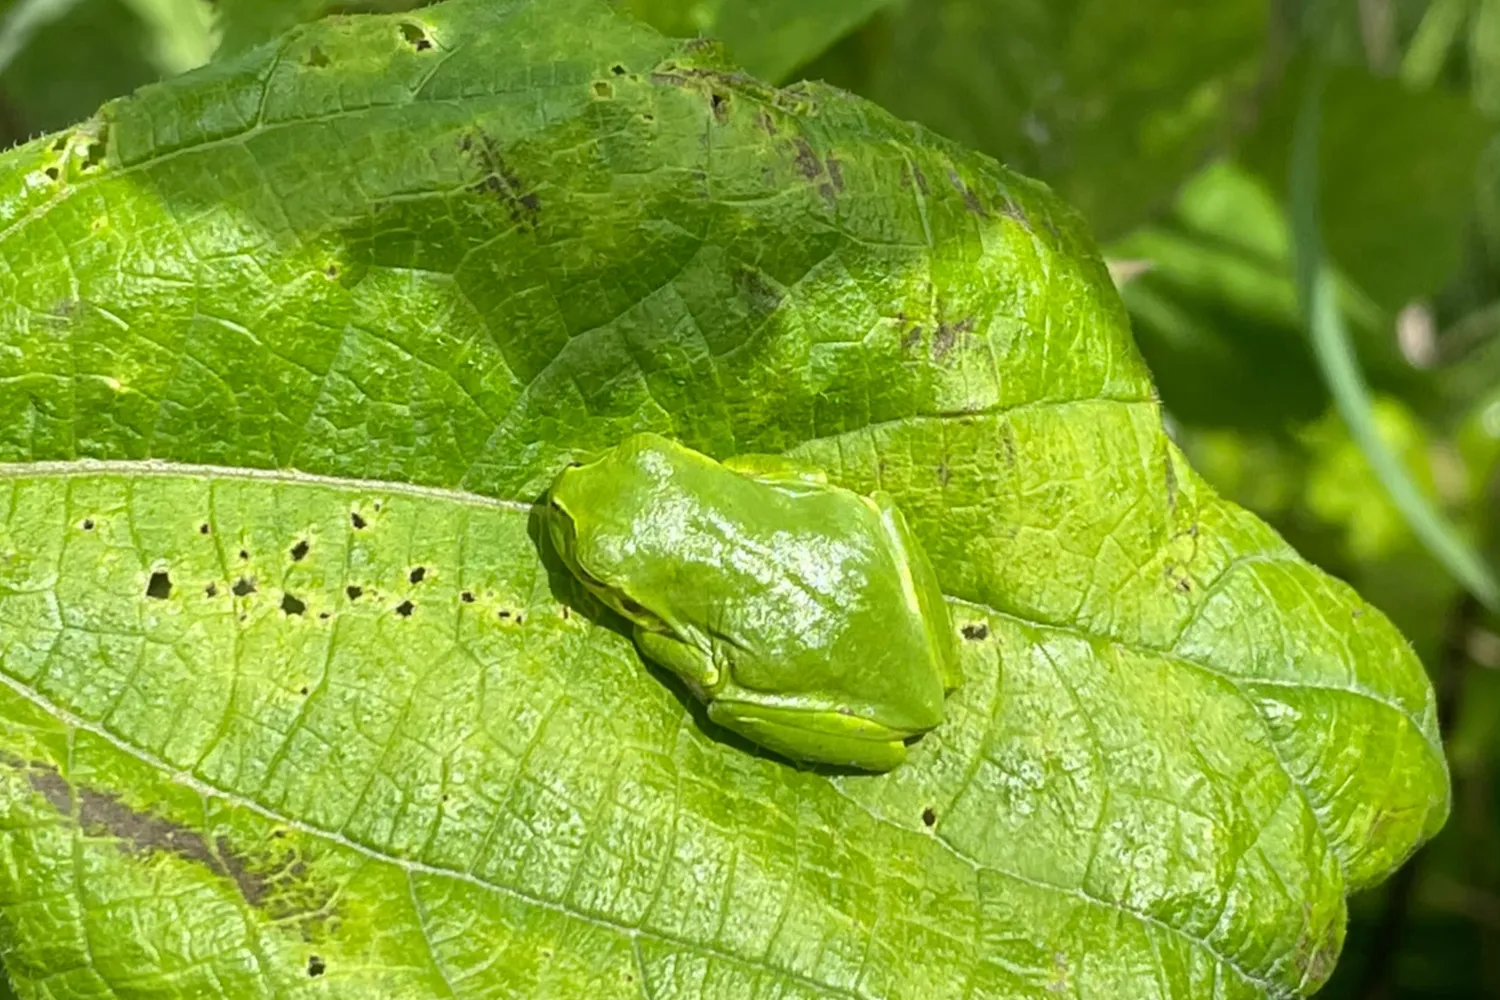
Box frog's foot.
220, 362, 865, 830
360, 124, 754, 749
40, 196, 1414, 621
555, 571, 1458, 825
707, 701, 915, 772
722, 453, 829, 487
634, 626, 720, 694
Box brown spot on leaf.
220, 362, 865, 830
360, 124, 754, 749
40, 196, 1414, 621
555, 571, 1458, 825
460, 130, 541, 230
961, 623, 989, 641
232, 577, 257, 597
793, 138, 821, 180
922, 807, 937, 827
756, 111, 778, 135
146, 571, 172, 600
937, 463, 950, 486
710, 92, 729, 123
826, 155, 844, 192
946, 168, 986, 216
930, 317, 974, 363
901, 325, 923, 350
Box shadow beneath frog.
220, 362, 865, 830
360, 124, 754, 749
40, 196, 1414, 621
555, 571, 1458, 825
526, 501, 883, 780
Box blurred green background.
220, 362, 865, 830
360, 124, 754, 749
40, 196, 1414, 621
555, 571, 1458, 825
3, 0, 1499, 996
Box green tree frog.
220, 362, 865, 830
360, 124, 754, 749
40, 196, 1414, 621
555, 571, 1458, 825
545, 432, 962, 772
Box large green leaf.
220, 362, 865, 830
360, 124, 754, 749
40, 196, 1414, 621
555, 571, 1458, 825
0, 1, 1448, 996
805, 0, 1268, 240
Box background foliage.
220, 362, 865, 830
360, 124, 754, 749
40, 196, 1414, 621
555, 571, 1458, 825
1, 0, 1498, 996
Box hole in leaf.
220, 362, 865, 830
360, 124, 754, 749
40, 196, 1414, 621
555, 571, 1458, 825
350, 512, 367, 529
318, 611, 331, 620
561, 606, 570, 620
238, 549, 250, 560
460, 591, 475, 603
961, 623, 989, 641
290, 540, 310, 562
305, 45, 330, 68
395, 600, 415, 618
205, 583, 217, 598
922, 807, 937, 827
323, 264, 339, 280
51, 136, 66, 152
199, 523, 210, 534
611, 64, 626, 75
346, 585, 363, 601
232, 577, 257, 597
82, 142, 105, 170
146, 571, 172, 600
409, 567, 426, 584
81, 518, 94, 531
498, 609, 511, 619
43, 166, 59, 181
399, 22, 432, 50
307, 955, 325, 977
300, 686, 310, 696
281, 593, 307, 616
593, 80, 612, 98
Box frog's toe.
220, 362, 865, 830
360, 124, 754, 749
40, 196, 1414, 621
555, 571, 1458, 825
707, 701, 912, 772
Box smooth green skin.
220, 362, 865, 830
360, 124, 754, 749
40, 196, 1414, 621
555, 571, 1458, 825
0, 0, 1450, 996
547, 432, 961, 771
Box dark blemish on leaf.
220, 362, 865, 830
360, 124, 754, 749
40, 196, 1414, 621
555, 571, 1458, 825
911, 164, 929, 194
43, 166, 59, 182
793, 138, 820, 180
937, 463, 950, 486
399, 22, 432, 50
1175, 577, 1193, 594
82, 140, 106, 172
902, 326, 923, 350
18, 760, 277, 910
930, 318, 973, 363
290, 540, 310, 562
826, 155, 844, 192
346, 585, 363, 601
238, 549, 250, 560
946, 168, 985, 216
146, 571, 172, 600
641, 112, 654, 123
307, 956, 326, 977
232, 577, 257, 597
1164, 455, 1180, 514
734, 265, 784, 317
51, 136, 66, 152
350, 512, 366, 529
961, 623, 989, 641
593, 80, 612, 99
281, 593, 307, 616
710, 92, 729, 123
561, 606, 570, 620
395, 600, 414, 618
323, 264, 339, 280
199, 523, 210, 534
460, 591, 475, 603
205, 583, 217, 598
460, 130, 541, 229
498, 609, 511, 619
611, 64, 627, 76
922, 807, 937, 827
408, 567, 426, 584
81, 518, 95, 531
305, 45, 330, 68
318, 611, 330, 620
756, 111, 778, 135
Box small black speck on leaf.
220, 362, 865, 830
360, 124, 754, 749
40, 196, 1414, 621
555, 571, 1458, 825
346, 585, 363, 601
350, 512, 367, 529
281, 593, 307, 616
199, 523, 210, 534
307, 955, 325, 977
409, 567, 426, 584
300, 686, 310, 696
238, 549, 250, 561
204, 583, 217, 598
498, 609, 511, 619
400, 22, 432, 50
232, 577, 257, 597
290, 540, 309, 562
43, 166, 59, 181
460, 591, 475, 603
395, 600, 415, 618
81, 519, 94, 531
611, 64, 627, 75
961, 623, 989, 641
146, 571, 172, 600
922, 807, 937, 827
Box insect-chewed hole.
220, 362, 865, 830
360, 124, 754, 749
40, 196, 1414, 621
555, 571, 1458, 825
395, 600, 415, 618
399, 22, 433, 50
232, 577, 257, 597
346, 585, 363, 601
460, 591, 475, 603
305, 44, 330, 68
43, 166, 59, 182
145, 571, 172, 600
205, 583, 218, 598
290, 540, 310, 562
238, 549, 250, 560
922, 807, 937, 827
281, 593, 307, 616
81, 518, 95, 531
961, 623, 989, 641
307, 955, 326, 977
611, 63, 626, 76
199, 523, 211, 535
408, 567, 426, 584
350, 511, 367, 530
593, 80, 613, 99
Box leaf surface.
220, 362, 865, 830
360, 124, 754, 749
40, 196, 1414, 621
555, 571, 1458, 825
0, 1, 1449, 997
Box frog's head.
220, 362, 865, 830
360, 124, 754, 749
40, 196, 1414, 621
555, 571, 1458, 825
545, 458, 605, 593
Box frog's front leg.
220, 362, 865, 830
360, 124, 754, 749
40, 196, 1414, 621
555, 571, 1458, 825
723, 453, 829, 487
706, 700, 911, 772
633, 626, 721, 696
